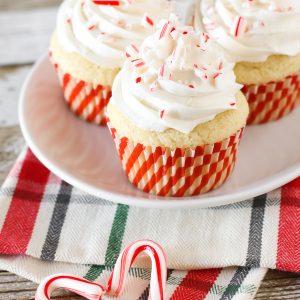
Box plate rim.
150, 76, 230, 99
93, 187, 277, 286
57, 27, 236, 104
18, 55, 300, 209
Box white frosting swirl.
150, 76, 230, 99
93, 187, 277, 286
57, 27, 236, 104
111, 16, 242, 133
56, 0, 172, 68
196, 0, 300, 62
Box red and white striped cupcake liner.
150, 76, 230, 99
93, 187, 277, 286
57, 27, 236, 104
50, 59, 112, 126
242, 72, 300, 124
108, 122, 244, 197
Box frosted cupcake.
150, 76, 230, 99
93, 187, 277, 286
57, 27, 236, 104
195, 0, 300, 124
50, 0, 172, 125
106, 17, 249, 197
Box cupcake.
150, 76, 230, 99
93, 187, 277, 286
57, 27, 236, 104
195, 0, 300, 124
50, 0, 172, 125
106, 17, 249, 197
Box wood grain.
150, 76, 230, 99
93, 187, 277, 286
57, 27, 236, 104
0, 270, 299, 299
0, 271, 81, 300
0, 65, 32, 126
0, 127, 24, 183
0, 8, 57, 66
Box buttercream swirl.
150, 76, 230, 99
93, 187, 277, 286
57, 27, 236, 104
56, 0, 172, 68
195, 0, 300, 62
111, 16, 242, 133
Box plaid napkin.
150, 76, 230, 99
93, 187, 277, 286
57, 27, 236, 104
0, 149, 299, 299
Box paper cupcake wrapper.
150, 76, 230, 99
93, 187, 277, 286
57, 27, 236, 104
50, 59, 111, 126
242, 72, 300, 124
107, 122, 244, 197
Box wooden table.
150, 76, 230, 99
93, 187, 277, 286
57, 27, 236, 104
0, 0, 299, 299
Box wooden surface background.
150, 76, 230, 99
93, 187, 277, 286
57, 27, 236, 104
0, 0, 299, 299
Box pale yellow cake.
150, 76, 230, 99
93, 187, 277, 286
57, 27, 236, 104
107, 92, 249, 149
235, 52, 300, 85
50, 32, 120, 86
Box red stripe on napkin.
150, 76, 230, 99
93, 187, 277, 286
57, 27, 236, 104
0, 150, 50, 254
170, 269, 222, 299
277, 177, 300, 272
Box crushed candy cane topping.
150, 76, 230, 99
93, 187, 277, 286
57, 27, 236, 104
111, 15, 242, 133
197, 0, 300, 62
56, 0, 171, 68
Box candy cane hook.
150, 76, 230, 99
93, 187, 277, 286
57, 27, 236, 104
35, 275, 106, 300
35, 240, 167, 300
107, 240, 167, 300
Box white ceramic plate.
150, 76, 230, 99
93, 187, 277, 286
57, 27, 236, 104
19, 56, 300, 209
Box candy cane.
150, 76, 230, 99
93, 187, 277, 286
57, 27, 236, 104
159, 64, 166, 78
159, 21, 175, 40
35, 240, 167, 300
125, 44, 139, 58
131, 58, 145, 68
35, 275, 106, 300
159, 110, 165, 119
150, 81, 159, 92
231, 16, 247, 37
212, 72, 222, 79
142, 13, 154, 27
125, 44, 146, 84
92, 0, 121, 5
158, 64, 172, 81
106, 240, 167, 300
92, 0, 132, 5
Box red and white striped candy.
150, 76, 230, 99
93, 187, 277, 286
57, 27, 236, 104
35, 274, 106, 300
158, 64, 172, 80
231, 16, 247, 37
35, 240, 167, 300
131, 58, 145, 68
92, 0, 120, 5
92, 0, 132, 5
142, 13, 154, 27
125, 44, 139, 58
107, 240, 167, 299
125, 44, 147, 83
159, 21, 175, 40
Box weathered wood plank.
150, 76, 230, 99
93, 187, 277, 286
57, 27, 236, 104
0, 287, 83, 300
255, 270, 300, 300
0, 274, 28, 284
0, 65, 32, 126
0, 8, 57, 66
263, 270, 300, 280
0, 272, 83, 300
0, 292, 83, 300
0, 270, 299, 299
0, 281, 37, 293
0, 0, 61, 11
0, 126, 24, 183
